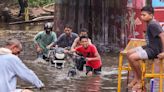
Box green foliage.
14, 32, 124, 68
28, 0, 54, 7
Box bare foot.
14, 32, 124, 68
157, 52, 164, 59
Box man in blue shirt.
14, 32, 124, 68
0, 38, 44, 92
55, 24, 78, 48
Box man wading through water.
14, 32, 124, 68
0, 38, 44, 92
72, 35, 102, 76
34, 22, 57, 60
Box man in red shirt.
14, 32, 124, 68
74, 35, 102, 76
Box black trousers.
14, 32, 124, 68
18, 0, 27, 16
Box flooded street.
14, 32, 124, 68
0, 23, 129, 92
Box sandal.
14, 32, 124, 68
128, 79, 137, 88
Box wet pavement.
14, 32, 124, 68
0, 22, 129, 92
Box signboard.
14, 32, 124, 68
152, 0, 164, 7
154, 9, 164, 22
127, 0, 133, 8
127, 0, 145, 9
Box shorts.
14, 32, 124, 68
86, 66, 101, 75
132, 46, 148, 59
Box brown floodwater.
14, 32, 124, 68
0, 22, 131, 92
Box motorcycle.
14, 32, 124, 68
47, 47, 67, 69
67, 52, 86, 77
47, 47, 86, 77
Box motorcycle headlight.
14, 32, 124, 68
55, 53, 65, 59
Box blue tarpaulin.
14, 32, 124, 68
152, 0, 164, 7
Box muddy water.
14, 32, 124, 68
0, 23, 128, 92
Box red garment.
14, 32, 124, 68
75, 44, 102, 69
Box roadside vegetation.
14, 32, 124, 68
11, 0, 54, 7
28, 0, 54, 7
